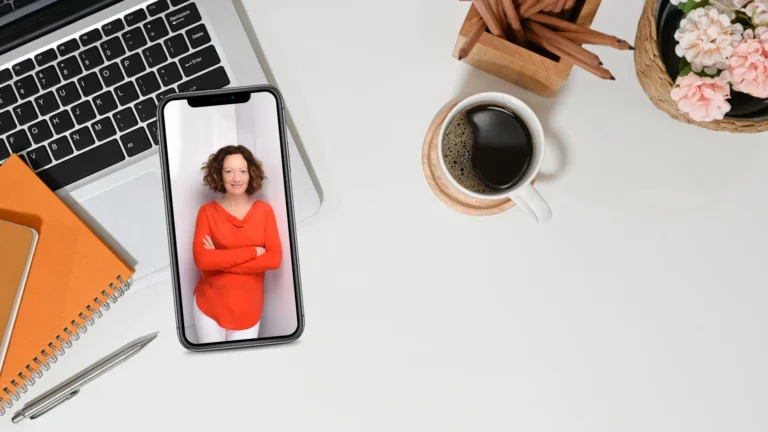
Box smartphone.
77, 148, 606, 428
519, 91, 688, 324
157, 86, 304, 351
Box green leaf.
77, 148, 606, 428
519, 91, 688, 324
679, 57, 692, 77
679, 65, 693, 77
676, 1, 687, 11
683, 0, 709, 14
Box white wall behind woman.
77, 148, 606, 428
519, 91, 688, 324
164, 101, 238, 342
235, 93, 298, 338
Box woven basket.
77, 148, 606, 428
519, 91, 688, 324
635, 0, 768, 133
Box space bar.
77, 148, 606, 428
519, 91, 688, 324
37, 140, 126, 191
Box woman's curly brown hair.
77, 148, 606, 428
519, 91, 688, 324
201, 145, 266, 195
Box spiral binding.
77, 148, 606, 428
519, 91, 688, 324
0, 275, 131, 416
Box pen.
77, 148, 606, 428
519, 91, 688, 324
11, 331, 159, 423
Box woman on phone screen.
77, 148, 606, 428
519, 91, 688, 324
192, 145, 282, 343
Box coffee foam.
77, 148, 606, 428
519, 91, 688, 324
442, 110, 494, 195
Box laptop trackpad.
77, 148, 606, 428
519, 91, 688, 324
69, 171, 169, 281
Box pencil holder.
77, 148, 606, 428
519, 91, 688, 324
454, 0, 603, 98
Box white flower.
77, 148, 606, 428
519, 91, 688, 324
675, 6, 744, 74
670, 0, 706, 5
744, 1, 768, 25
742, 25, 768, 39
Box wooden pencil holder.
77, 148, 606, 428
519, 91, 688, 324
454, 0, 603, 98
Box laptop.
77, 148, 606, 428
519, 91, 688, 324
0, 0, 321, 291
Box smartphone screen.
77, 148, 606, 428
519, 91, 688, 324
160, 88, 302, 349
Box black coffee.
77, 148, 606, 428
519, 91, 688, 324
442, 104, 534, 194
466, 105, 533, 191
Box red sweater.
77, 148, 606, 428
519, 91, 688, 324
192, 200, 282, 330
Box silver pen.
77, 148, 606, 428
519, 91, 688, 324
11, 331, 159, 423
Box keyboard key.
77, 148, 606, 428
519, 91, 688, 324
28, 119, 53, 144
26, 145, 52, 170
33, 91, 60, 116
120, 52, 146, 78
166, 3, 201, 32
14, 0, 36, 6
179, 45, 220, 78
125, 8, 147, 27
101, 18, 125, 37
0, 110, 16, 135
56, 39, 80, 57
79, 46, 104, 71
122, 27, 148, 52
120, 126, 152, 157
13, 101, 37, 125
157, 62, 181, 87
35, 65, 61, 91
34, 49, 57, 67
93, 90, 118, 115
0, 69, 12, 85
76, 72, 103, 97
92, 117, 117, 141
0, 138, 8, 161
0, 3, 11, 17
14, 75, 39, 99
71, 100, 96, 125
48, 136, 74, 160
55, 81, 81, 106
142, 44, 167, 68
143, 17, 169, 43
79, 28, 102, 47
99, 62, 125, 87
56, 55, 83, 81
50, 110, 75, 135
113, 107, 138, 132
7, 129, 31, 153
177, 66, 230, 92
70, 126, 95, 150
156, 88, 175, 103
12, 59, 34, 77
147, 0, 169, 17
136, 71, 160, 96
147, 121, 159, 145
115, 81, 140, 106
170, 0, 189, 6
37, 139, 126, 190
163, 33, 189, 59
0, 84, 18, 110
185, 24, 211, 50
135, 98, 157, 122
100, 36, 126, 62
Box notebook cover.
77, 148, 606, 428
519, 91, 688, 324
0, 155, 134, 392
0, 220, 37, 372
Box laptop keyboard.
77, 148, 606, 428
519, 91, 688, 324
0, 0, 230, 190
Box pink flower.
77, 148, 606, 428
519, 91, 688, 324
670, 74, 732, 122
720, 29, 768, 98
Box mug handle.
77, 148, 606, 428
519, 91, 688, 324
510, 183, 552, 223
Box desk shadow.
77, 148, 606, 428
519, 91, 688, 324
0, 209, 43, 232
453, 68, 569, 183
231, 0, 324, 203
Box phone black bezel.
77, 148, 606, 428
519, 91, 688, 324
156, 85, 305, 352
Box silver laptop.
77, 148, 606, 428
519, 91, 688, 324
0, 0, 321, 291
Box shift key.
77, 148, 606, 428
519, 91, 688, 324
165, 3, 201, 32
178, 45, 220, 78
37, 139, 125, 190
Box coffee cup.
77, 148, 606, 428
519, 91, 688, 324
438, 92, 552, 223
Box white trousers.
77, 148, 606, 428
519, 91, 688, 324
193, 295, 260, 343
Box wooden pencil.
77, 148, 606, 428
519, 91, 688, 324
559, 31, 635, 50
518, 0, 538, 14
525, 21, 603, 66
500, 0, 527, 45
529, 13, 635, 49
458, 17, 488, 60
521, 0, 560, 19
472, 0, 505, 37
554, 0, 568, 12
527, 30, 614, 80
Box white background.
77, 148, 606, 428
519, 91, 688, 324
13, 0, 768, 431
164, 94, 297, 341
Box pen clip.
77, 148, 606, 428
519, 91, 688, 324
29, 389, 80, 421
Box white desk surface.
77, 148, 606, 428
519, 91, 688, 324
15, 0, 768, 431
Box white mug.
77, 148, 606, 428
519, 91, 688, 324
438, 92, 552, 223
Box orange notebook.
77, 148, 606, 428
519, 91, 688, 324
0, 155, 134, 414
